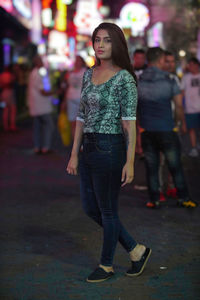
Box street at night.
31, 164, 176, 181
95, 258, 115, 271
0, 119, 199, 299
0, 0, 200, 298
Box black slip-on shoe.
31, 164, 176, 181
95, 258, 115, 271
86, 267, 114, 283
126, 248, 152, 277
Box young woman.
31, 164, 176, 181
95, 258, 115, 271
67, 22, 151, 283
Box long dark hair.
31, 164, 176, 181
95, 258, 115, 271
92, 22, 137, 83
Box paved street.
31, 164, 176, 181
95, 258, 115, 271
0, 118, 200, 300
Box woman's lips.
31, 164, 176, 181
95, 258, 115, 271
97, 50, 104, 54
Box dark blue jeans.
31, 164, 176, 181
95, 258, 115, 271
141, 131, 189, 202
79, 133, 137, 266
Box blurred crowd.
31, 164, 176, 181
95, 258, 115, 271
0, 47, 199, 206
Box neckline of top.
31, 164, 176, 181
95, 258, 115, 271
90, 68, 125, 87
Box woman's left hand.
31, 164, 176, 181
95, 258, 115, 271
121, 162, 134, 187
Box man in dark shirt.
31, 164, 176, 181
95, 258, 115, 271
137, 47, 197, 208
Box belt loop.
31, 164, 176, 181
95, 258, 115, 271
92, 132, 96, 143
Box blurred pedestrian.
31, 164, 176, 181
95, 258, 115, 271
27, 56, 54, 154
67, 22, 151, 283
181, 57, 200, 157
132, 49, 147, 156
0, 65, 17, 132
133, 49, 147, 79
157, 50, 181, 201
132, 49, 147, 190
62, 56, 87, 138
138, 47, 197, 208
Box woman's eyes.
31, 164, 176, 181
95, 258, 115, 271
95, 38, 111, 43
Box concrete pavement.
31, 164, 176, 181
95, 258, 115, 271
0, 118, 200, 300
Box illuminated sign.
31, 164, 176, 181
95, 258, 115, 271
42, 8, 52, 27
74, 0, 102, 35
48, 30, 68, 49
0, 0, 13, 12
119, 3, 150, 36
147, 22, 164, 48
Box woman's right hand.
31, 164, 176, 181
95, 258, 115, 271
66, 155, 79, 175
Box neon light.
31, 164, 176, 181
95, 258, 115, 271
62, 0, 73, 4
55, 0, 67, 32
13, 0, 32, 19
42, 8, 52, 27
147, 22, 164, 48
31, 0, 42, 44
48, 30, 68, 49
42, 0, 53, 9
0, 0, 13, 12
3, 44, 11, 66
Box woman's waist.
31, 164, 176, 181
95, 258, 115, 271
83, 132, 125, 144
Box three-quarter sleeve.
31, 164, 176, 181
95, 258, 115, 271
76, 100, 85, 122
119, 71, 138, 120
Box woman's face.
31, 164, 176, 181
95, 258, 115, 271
94, 29, 112, 61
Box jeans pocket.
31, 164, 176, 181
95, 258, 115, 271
95, 141, 111, 153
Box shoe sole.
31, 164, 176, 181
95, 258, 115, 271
126, 248, 152, 277
86, 274, 114, 283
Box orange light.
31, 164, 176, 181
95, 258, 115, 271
42, 0, 53, 9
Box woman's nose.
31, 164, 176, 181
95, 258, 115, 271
99, 40, 104, 47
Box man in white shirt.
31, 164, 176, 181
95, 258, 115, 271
27, 56, 54, 154
181, 57, 200, 157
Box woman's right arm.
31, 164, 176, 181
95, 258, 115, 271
66, 121, 84, 175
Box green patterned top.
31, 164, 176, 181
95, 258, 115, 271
76, 67, 137, 134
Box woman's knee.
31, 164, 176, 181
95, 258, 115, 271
100, 207, 119, 220
82, 203, 100, 219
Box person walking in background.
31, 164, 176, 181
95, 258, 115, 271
133, 49, 147, 157
158, 50, 181, 201
164, 51, 178, 77
67, 22, 151, 283
138, 47, 197, 208
27, 56, 54, 154
132, 49, 148, 190
181, 57, 200, 157
0, 65, 17, 132
62, 56, 87, 138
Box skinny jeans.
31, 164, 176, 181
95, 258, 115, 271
79, 133, 137, 267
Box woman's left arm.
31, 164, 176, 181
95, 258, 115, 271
121, 120, 136, 187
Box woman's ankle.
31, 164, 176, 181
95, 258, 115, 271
129, 244, 146, 262
99, 264, 114, 273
